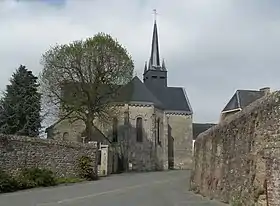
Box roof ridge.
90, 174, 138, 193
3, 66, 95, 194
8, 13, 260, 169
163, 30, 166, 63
236, 90, 241, 108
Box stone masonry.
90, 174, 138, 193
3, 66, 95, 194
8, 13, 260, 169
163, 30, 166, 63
263, 141, 280, 206
50, 103, 193, 172
50, 104, 167, 172
167, 113, 193, 169
190, 91, 280, 206
49, 119, 85, 142
0, 134, 98, 177
99, 104, 168, 172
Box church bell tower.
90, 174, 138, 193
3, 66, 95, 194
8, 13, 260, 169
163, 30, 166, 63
143, 10, 167, 89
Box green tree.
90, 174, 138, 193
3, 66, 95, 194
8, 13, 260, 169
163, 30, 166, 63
0, 65, 41, 137
40, 33, 134, 141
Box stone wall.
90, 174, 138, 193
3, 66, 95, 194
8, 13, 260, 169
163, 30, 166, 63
96, 104, 168, 172
155, 107, 168, 170
0, 134, 97, 178
46, 103, 193, 173
167, 113, 193, 169
49, 119, 85, 142
48, 118, 108, 144
124, 104, 166, 171
263, 142, 280, 206
190, 91, 280, 205
219, 109, 240, 122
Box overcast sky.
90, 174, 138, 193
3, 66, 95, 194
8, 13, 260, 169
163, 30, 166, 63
1, 0, 280, 126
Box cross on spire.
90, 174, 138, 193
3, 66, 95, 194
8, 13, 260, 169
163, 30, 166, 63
153, 9, 158, 22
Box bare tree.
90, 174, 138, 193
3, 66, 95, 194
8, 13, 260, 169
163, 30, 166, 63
40, 33, 134, 141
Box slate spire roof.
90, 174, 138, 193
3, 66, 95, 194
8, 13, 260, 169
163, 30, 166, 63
150, 20, 161, 69
144, 61, 148, 73
162, 58, 166, 71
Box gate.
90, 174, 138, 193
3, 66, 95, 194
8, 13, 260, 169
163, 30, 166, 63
97, 143, 109, 177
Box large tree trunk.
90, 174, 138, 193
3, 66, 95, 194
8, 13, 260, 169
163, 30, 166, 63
85, 116, 94, 143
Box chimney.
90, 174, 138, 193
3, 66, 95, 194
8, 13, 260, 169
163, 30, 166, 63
259, 87, 270, 95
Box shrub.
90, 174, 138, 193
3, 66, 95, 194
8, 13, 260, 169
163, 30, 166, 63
56, 177, 84, 185
78, 156, 98, 180
1, 167, 88, 194
17, 168, 57, 189
0, 170, 18, 193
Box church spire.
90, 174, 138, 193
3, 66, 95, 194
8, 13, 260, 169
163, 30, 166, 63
150, 9, 161, 69
143, 9, 167, 88
162, 58, 166, 71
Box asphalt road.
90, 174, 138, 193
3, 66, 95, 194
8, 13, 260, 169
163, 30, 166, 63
0, 170, 226, 206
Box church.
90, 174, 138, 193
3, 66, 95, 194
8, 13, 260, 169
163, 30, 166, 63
46, 18, 194, 172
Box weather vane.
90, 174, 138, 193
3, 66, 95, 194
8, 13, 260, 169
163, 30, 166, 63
153, 9, 158, 21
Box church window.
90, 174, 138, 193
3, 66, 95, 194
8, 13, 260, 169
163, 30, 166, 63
136, 117, 143, 142
112, 117, 118, 142
152, 76, 157, 79
157, 118, 161, 145
62, 132, 69, 141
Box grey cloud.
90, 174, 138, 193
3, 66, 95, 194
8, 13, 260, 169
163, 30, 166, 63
0, 0, 280, 126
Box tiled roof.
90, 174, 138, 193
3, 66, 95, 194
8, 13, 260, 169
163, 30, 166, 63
114, 76, 192, 113
222, 90, 266, 112
114, 76, 164, 108
193, 123, 216, 140
148, 86, 193, 113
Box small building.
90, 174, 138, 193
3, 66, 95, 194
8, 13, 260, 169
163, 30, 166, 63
220, 87, 270, 121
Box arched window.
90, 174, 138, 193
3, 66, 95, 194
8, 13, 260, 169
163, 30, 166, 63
112, 117, 118, 142
62, 132, 69, 141
136, 117, 143, 142
157, 118, 161, 144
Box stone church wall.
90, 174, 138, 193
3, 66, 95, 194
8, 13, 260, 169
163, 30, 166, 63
126, 105, 165, 171
167, 114, 193, 169
154, 108, 168, 170
47, 103, 169, 173
49, 119, 85, 142
190, 91, 280, 206
0, 134, 97, 178
99, 104, 167, 172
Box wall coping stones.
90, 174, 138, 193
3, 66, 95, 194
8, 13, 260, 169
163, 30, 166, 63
0, 134, 97, 149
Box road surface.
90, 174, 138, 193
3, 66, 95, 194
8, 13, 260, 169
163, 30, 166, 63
0, 170, 226, 206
